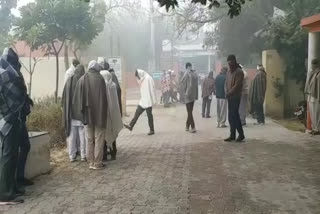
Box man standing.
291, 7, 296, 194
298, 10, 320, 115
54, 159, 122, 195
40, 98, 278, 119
0, 48, 27, 205
73, 60, 108, 170
64, 59, 80, 85
225, 55, 245, 142
215, 67, 228, 128
201, 71, 215, 118
181, 62, 199, 133
62, 65, 87, 162
124, 69, 157, 135
239, 67, 249, 126
3, 48, 34, 188
305, 59, 320, 135
249, 65, 267, 125
97, 57, 123, 116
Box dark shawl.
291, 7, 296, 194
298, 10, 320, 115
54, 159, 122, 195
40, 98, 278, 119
72, 68, 108, 127
249, 69, 267, 111
62, 65, 85, 136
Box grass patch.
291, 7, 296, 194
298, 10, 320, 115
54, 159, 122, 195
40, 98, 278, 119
27, 96, 65, 148
275, 119, 305, 133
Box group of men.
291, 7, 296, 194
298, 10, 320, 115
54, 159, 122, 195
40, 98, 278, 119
0, 48, 34, 205
183, 55, 267, 142
160, 70, 178, 107
62, 58, 123, 169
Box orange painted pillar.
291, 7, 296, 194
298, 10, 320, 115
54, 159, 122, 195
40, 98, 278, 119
306, 103, 312, 132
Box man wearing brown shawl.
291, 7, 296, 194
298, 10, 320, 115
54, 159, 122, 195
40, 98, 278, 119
201, 71, 215, 118
249, 65, 267, 125
305, 59, 320, 134
73, 60, 108, 170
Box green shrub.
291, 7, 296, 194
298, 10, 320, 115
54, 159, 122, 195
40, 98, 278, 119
27, 96, 66, 148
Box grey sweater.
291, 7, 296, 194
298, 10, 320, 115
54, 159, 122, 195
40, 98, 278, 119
181, 70, 199, 104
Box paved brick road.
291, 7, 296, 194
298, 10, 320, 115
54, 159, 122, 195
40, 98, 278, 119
2, 103, 320, 214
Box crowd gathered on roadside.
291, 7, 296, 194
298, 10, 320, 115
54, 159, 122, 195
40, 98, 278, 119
160, 55, 268, 142
6, 44, 318, 206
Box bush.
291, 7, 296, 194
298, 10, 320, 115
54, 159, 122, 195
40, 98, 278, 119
27, 96, 66, 148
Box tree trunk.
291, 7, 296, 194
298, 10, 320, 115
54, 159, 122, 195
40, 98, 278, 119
29, 49, 32, 95
29, 73, 33, 97
55, 54, 59, 103
64, 43, 69, 70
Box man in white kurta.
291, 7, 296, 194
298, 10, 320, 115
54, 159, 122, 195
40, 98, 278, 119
305, 59, 320, 134
124, 69, 157, 135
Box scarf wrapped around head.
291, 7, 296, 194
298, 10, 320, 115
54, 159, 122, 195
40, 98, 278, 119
88, 60, 100, 72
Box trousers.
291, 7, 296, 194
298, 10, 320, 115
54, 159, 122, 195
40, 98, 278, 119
254, 103, 265, 124
86, 125, 105, 167
0, 120, 21, 201
186, 102, 195, 129
202, 96, 212, 117
17, 122, 30, 181
68, 125, 86, 160
130, 105, 154, 131
239, 93, 248, 125
217, 98, 227, 126
228, 97, 244, 138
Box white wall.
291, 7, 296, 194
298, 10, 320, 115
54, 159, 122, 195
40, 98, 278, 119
20, 57, 66, 99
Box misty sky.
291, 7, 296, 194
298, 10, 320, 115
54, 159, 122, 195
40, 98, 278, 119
11, 0, 151, 17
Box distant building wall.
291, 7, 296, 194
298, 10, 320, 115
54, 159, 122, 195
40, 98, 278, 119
263, 50, 285, 118
20, 57, 65, 99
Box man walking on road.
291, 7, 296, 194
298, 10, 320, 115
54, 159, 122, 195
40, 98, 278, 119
215, 67, 228, 128
202, 71, 215, 118
181, 62, 199, 133
225, 55, 245, 142
124, 69, 157, 136
249, 64, 267, 125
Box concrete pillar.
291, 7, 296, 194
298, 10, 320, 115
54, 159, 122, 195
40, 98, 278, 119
307, 32, 320, 71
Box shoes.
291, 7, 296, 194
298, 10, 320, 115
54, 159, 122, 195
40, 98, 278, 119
148, 131, 155, 136
206, 116, 211, 118
236, 135, 245, 142
0, 198, 24, 205
190, 128, 197, 133
242, 123, 247, 126
81, 158, 87, 162
15, 186, 25, 196
70, 158, 77, 162
18, 178, 34, 186
224, 137, 235, 142
185, 127, 189, 132
91, 164, 106, 170
220, 125, 227, 128
124, 124, 133, 131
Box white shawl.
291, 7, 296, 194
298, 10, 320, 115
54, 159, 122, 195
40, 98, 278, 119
137, 69, 157, 108
100, 70, 123, 145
